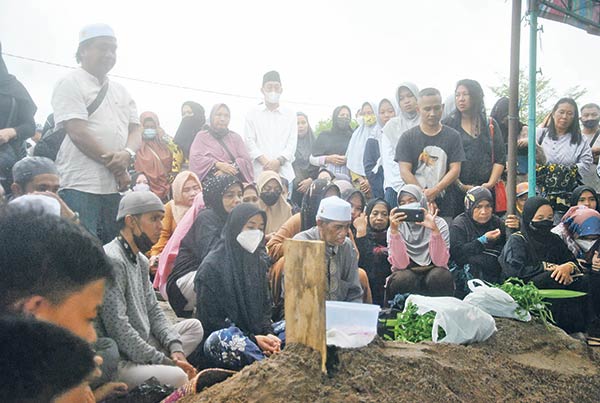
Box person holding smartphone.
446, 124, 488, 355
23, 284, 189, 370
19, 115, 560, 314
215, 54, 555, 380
385, 184, 454, 302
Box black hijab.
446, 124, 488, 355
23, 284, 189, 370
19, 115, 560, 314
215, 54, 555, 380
202, 174, 242, 219
520, 196, 569, 262
174, 101, 206, 158
311, 105, 353, 156
456, 186, 505, 248
300, 179, 340, 231
365, 198, 390, 245
295, 112, 315, 170
0, 43, 37, 126
570, 185, 600, 212
197, 203, 271, 335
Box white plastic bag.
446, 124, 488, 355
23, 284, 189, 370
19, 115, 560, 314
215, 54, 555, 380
405, 294, 497, 344
463, 279, 531, 322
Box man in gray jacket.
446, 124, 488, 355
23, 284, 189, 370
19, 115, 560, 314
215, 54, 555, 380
99, 191, 203, 388
293, 196, 363, 302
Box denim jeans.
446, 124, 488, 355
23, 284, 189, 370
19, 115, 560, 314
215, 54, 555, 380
59, 189, 121, 244
384, 187, 398, 209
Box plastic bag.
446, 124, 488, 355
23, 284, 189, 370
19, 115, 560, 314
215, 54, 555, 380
464, 279, 531, 322
405, 294, 497, 344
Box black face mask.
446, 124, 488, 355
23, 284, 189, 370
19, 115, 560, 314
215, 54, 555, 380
582, 119, 600, 129
335, 117, 351, 131
530, 219, 553, 233
260, 190, 281, 206
133, 221, 154, 254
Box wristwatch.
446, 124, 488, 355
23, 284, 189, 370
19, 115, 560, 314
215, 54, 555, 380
124, 147, 136, 161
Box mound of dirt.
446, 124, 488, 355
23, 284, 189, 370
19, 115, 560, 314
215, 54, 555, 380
180, 318, 600, 403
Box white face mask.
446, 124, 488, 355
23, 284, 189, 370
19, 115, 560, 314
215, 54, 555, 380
402, 202, 421, 209
236, 229, 264, 253
265, 91, 281, 104
132, 183, 150, 192
575, 238, 597, 252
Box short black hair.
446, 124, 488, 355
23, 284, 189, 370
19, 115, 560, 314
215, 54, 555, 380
418, 87, 441, 99
0, 316, 96, 402
581, 103, 600, 112
0, 208, 113, 314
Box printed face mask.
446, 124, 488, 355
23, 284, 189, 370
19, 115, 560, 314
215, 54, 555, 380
236, 229, 264, 253
364, 114, 377, 126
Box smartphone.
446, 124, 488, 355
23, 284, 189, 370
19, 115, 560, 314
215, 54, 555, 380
397, 207, 424, 222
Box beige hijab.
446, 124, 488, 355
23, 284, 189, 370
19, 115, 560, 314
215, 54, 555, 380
257, 170, 292, 233
170, 171, 202, 224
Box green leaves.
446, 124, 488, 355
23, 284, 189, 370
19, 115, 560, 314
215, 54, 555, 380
382, 302, 446, 343
498, 278, 554, 327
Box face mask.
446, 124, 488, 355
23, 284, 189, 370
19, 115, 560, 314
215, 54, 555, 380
133, 183, 150, 192
530, 219, 553, 232
133, 220, 154, 254
335, 117, 351, 131
265, 91, 281, 104
575, 238, 597, 252
582, 119, 600, 129
260, 190, 281, 206
402, 202, 421, 210
142, 128, 157, 140
236, 229, 264, 253
364, 114, 377, 127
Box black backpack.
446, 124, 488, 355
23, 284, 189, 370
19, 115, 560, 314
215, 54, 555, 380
34, 82, 109, 161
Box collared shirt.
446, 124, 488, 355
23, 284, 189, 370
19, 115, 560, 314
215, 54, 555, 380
243, 104, 298, 182
292, 226, 363, 303
583, 130, 600, 191
52, 68, 139, 194
536, 128, 593, 174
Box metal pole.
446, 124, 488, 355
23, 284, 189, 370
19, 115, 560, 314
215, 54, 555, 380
527, 0, 538, 197
507, 0, 522, 215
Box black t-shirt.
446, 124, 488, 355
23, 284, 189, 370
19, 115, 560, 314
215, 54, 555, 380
395, 125, 465, 187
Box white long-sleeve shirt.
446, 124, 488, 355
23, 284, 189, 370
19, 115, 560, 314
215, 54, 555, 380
244, 104, 298, 182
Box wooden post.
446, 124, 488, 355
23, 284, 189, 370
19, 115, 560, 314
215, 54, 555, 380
283, 239, 327, 373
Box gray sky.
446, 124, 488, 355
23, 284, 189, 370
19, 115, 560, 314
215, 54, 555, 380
1, 0, 599, 133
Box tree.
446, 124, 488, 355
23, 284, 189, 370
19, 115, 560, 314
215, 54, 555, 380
490, 69, 587, 126
314, 118, 358, 136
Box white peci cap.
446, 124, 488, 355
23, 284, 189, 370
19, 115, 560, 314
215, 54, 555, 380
316, 196, 352, 222
79, 23, 116, 44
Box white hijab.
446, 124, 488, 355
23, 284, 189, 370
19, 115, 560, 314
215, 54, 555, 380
345, 102, 379, 176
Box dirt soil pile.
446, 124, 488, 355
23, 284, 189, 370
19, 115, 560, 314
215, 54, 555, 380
181, 318, 600, 403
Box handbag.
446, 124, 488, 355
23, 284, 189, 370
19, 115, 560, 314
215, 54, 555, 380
489, 118, 507, 213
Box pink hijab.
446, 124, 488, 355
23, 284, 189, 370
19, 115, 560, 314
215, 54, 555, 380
153, 192, 205, 298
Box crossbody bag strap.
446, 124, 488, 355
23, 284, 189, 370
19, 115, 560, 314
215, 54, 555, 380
489, 117, 495, 163
591, 129, 600, 148
87, 81, 109, 116
215, 134, 237, 164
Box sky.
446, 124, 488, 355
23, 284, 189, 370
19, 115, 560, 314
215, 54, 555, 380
1, 0, 600, 134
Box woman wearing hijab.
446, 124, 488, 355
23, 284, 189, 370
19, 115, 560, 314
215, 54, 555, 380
168, 174, 243, 317
149, 171, 202, 268
197, 203, 284, 370
342, 186, 367, 238
291, 112, 318, 207
386, 184, 453, 300
134, 111, 173, 201
174, 101, 207, 159
189, 104, 253, 183
450, 187, 506, 293
499, 197, 592, 334
310, 105, 354, 180
355, 198, 392, 306
363, 99, 397, 200
0, 43, 37, 195
551, 205, 600, 261
257, 170, 292, 236
442, 79, 506, 217
346, 102, 379, 197
381, 82, 420, 208
570, 185, 600, 212
153, 192, 205, 300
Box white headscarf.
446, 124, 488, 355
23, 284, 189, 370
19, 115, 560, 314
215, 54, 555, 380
345, 102, 379, 176
9, 194, 61, 216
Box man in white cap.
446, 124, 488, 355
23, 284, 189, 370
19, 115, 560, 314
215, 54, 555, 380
51, 23, 142, 244
98, 191, 204, 389
293, 195, 363, 302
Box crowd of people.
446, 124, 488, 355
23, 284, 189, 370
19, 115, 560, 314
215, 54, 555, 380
2, 23, 600, 402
